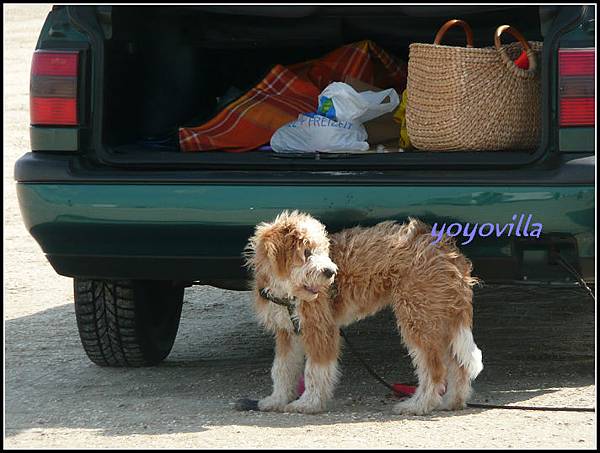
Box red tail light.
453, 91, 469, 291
559, 49, 595, 127
30, 50, 79, 126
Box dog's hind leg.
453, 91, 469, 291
392, 307, 447, 415
440, 325, 483, 410
258, 330, 305, 412
439, 352, 472, 411
393, 343, 446, 415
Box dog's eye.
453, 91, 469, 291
304, 249, 312, 260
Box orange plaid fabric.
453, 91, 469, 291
179, 40, 407, 152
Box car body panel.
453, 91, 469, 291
17, 181, 595, 286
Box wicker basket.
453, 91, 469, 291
406, 20, 543, 151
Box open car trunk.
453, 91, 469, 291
94, 5, 557, 170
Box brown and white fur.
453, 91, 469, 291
244, 211, 483, 415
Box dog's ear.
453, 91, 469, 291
257, 223, 304, 277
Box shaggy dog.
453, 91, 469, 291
244, 210, 483, 415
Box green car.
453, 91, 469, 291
15, 5, 595, 367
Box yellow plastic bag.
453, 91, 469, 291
393, 89, 412, 150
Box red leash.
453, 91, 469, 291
335, 328, 595, 413
297, 376, 417, 398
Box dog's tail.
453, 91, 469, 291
451, 326, 483, 380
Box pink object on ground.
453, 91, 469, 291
392, 383, 417, 396
296, 378, 441, 399
392, 383, 447, 397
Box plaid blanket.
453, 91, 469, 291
179, 40, 407, 153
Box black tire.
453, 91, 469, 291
74, 279, 184, 367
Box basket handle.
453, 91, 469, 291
494, 25, 536, 72
434, 19, 474, 48
494, 25, 532, 51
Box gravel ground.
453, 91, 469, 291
3, 4, 597, 449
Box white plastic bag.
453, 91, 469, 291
317, 82, 400, 123
270, 113, 369, 153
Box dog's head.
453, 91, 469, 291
245, 210, 337, 301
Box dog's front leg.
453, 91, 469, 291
284, 324, 340, 414
258, 330, 304, 412
283, 358, 339, 414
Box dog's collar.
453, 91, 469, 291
259, 288, 300, 334
259, 283, 338, 335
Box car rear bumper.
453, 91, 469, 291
16, 165, 595, 287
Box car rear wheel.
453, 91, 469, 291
74, 279, 184, 366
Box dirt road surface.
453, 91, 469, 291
3, 4, 596, 449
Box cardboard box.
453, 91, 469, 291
344, 76, 400, 146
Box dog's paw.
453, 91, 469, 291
392, 398, 435, 416
257, 395, 289, 412
438, 399, 467, 411
283, 398, 325, 414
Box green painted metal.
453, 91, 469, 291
17, 184, 595, 265
559, 128, 596, 152
558, 6, 595, 47
30, 127, 79, 151
36, 6, 88, 48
